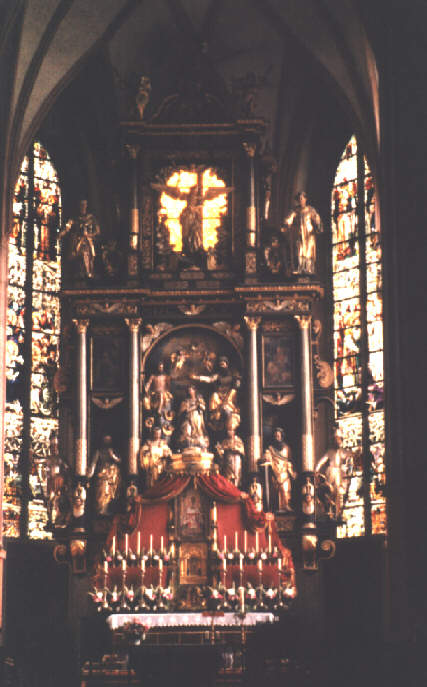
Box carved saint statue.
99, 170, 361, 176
315, 425, 353, 520
191, 356, 240, 433
215, 429, 245, 487
143, 361, 174, 433
249, 475, 263, 512
281, 191, 323, 275
140, 426, 172, 488
46, 431, 70, 528
135, 75, 151, 120
176, 384, 209, 451
263, 235, 284, 275
263, 427, 296, 512
87, 435, 121, 515
61, 199, 101, 278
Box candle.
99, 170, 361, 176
125, 534, 129, 557
239, 554, 243, 572
160, 536, 164, 553
171, 542, 175, 558
223, 558, 227, 572
240, 587, 245, 614
235, 531, 238, 551
244, 531, 247, 553
212, 501, 217, 524
137, 532, 141, 557
258, 558, 263, 572
224, 535, 227, 552
268, 534, 272, 553
141, 558, 145, 573
159, 558, 163, 572
122, 559, 127, 571
112, 536, 116, 557
150, 534, 153, 555
104, 561, 108, 574
278, 558, 282, 571
255, 532, 259, 552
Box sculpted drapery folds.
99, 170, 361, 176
263, 427, 297, 512
143, 361, 174, 433
140, 427, 172, 488
281, 191, 323, 275
61, 199, 100, 279
87, 435, 121, 516
191, 356, 240, 433
176, 384, 210, 451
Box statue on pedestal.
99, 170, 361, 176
140, 426, 172, 488
191, 356, 240, 432
143, 361, 174, 434
46, 431, 70, 528
215, 429, 245, 487
87, 435, 121, 515
61, 199, 101, 279
249, 475, 263, 512
281, 191, 323, 275
263, 427, 296, 512
315, 425, 353, 520
176, 384, 209, 451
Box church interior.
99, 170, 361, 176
0, 1, 427, 685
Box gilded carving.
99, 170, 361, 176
212, 321, 243, 351
141, 322, 173, 353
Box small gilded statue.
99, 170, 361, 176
315, 425, 353, 520
176, 384, 210, 451
263, 427, 296, 512
46, 431, 70, 528
87, 435, 121, 515
215, 429, 245, 488
135, 75, 151, 120
61, 199, 100, 278
281, 191, 323, 275
143, 360, 174, 433
140, 426, 172, 488
249, 475, 263, 512
191, 356, 240, 433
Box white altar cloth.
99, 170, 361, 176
107, 611, 277, 630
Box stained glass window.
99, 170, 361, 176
331, 136, 386, 538
4, 141, 61, 539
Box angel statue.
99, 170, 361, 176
151, 172, 233, 267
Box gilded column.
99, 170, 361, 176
73, 319, 89, 476
244, 316, 262, 473
125, 318, 142, 477
125, 144, 141, 278
243, 142, 257, 275
295, 314, 317, 570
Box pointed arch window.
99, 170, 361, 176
5, 141, 62, 539
331, 135, 386, 538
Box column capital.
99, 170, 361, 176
294, 314, 312, 330
125, 144, 141, 160
125, 317, 143, 332
244, 316, 261, 331
242, 141, 256, 158
72, 318, 89, 334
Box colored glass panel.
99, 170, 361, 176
4, 141, 61, 540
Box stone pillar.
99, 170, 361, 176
244, 316, 262, 473
125, 318, 142, 477
243, 142, 257, 275
125, 144, 141, 279
72, 319, 89, 477
295, 314, 317, 570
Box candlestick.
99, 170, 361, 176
160, 536, 164, 553
235, 531, 238, 551
137, 532, 141, 557
244, 531, 247, 553
255, 532, 259, 552
112, 536, 116, 557
150, 534, 153, 555
125, 534, 129, 557
224, 535, 227, 552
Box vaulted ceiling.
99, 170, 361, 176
0, 0, 380, 227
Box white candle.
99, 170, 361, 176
258, 558, 263, 572
112, 536, 116, 557
244, 531, 247, 553
278, 558, 282, 571
268, 534, 272, 553
239, 554, 243, 572
137, 532, 141, 556
235, 531, 238, 551
159, 559, 163, 572
150, 534, 153, 555
213, 501, 217, 524
223, 557, 227, 572
224, 535, 227, 552
255, 532, 259, 552
125, 534, 129, 557
104, 561, 108, 574
122, 559, 127, 571
171, 542, 175, 558
160, 536, 164, 553
240, 587, 245, 613
141, 558, 145, 573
